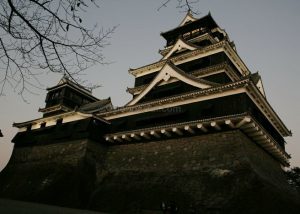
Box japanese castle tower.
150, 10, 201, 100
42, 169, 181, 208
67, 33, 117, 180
1, 12, 299, 213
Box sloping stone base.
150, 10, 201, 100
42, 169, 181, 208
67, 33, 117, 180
1, 131, 299, 213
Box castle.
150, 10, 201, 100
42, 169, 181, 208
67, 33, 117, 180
0, 12, 299, 213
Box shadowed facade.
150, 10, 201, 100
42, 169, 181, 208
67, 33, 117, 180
1, 12, 299, 213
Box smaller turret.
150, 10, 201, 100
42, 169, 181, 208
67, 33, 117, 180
39, 77, 99, 117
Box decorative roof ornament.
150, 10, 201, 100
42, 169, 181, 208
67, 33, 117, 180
126, 60, 216, 106
162, 37, 198, 60
54, 75, 93, 94
179, 10, 197, 27
58, 75, 69, 85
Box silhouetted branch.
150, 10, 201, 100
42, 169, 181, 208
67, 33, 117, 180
0, 0, 115, 96
159, 0, 200, 14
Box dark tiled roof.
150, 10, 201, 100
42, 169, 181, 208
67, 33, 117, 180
161, 13, 219, 41
79, 98, 112, 113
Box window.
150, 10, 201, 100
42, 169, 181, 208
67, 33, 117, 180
40, 122, 46, 128
48, 90, 61, 100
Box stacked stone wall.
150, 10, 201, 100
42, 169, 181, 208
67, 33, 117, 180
1, 131, 299, 213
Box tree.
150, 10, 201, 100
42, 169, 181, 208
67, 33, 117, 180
286, 167, 300, 192
0, 0, 116, 97
159, 0, 199, 14
0, 0, 197, 98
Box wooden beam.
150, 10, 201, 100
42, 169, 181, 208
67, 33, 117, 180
263, 144, 273, 150
140, 132, 150, 139
242, 122, 256, 129
105, 136, 113, 142
236, 117, 251, 128
269, 141, 275, 148
225, 120, 235, 128
122, 134, 131, 141
113, 136, 122, 142
243, 126, 259, 133
131, 133, 141, 140
184, 125, 195, 134
262, 139, 274, 148
248, 131, 264, 137
172, 127, 183, 135
211, 121, 221, 130
265, 140, 274, 147
197, 123, 207, 132
253, 135, 268, 141
150, 130, 160, 138
161, 129, 171, 137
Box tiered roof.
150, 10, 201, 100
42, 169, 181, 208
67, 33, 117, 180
47, 77, 98, 101
126, 61, 218, 106
161, 12, 219, 42
12, 12, 292, 167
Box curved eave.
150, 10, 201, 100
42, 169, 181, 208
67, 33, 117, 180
246, 81, 291, 137
79, 98, 112, 112
126, 61, 218, 106
129, 41, 250, 77
13, 111, 77, 128
48, 78, 91, 94
161, 37, 199, 60
161, 13, 219, 41
104, 113, 290, 166
211, 27, 228, 40
38, 104, 72, 113
13, 110, 110, 130
102, 78, 290, 138
127, 62, 239, 96
178, 11, 197, 27
159, 33, 217, 56
99, 79, 249, 118
77, 112, 111, 125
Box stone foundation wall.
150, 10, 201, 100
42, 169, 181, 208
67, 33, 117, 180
9, 139, 88, 164
1, 130, 299, 213
0, 140, 94, 208
87, 130, 299, 213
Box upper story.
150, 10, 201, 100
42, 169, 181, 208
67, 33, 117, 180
126, 12, 264, 106
39, 77, 112, 118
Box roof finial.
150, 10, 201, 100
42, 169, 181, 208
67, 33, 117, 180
62, 73, 69, 80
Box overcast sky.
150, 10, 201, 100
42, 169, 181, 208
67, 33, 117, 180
1, 0, 300, 171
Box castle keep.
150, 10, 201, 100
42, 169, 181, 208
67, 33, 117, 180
1, 12, 299, 213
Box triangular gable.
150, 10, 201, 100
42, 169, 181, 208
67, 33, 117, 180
179, 11, 197, 27
126, 62, 215, 106
256, 78, 266, 97
162, 38, 198, 60
58, 77, 68, 85
55, 76, 92, 94
250, 72, 266, 97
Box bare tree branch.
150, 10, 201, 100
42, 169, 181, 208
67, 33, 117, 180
0, 0, 115, 97
159, 0, 200, 14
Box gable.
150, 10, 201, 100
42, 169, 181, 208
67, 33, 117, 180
179, 11, 197, 27
139, 81, 201, 103
162, 38, 197, 60
126, 62, 216, 106
256, 79, 266, 97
